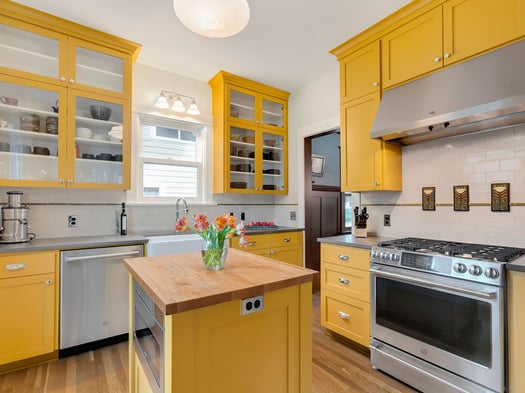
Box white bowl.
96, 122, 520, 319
92, 134, 107, 141
76, 127, 92, 138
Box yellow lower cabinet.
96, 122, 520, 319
508, 270, 525, 393
133, 351, 154, 393
231, 231, 303, 266
0, 251, 58, 370
165, 283, 312, 393
320, 243, 370, 347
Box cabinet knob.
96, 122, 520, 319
444, 52, 451, 59
59, 76, 66, 82
372, 81, 379, 87
337, 254, 349, 261
249, 241, 257, 246
69, 79, 75, 84
338, 277, 350, 285
283, 237, 291, 242
59, 179, 65, 184
434, 56, 441, 63
338, 311, 350, 320
46, 279, 53, 285
67, 179, 73, 184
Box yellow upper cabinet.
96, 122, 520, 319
382, 6, 443, 89
443, 0, 525, 66
340, 41, 381, 103
0, 2, 140, 190
381, 0, 525, 88
340, 92, 401, 191
209, 71, 290, 194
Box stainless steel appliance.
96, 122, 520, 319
133, 279, 164, 392
370, 237, 525, 393
60, 244, 144, 357
0, 191, 35, 243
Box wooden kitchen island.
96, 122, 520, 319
125, 248, 315, 393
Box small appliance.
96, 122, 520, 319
0, 191, 35, 243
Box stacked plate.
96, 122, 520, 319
108, 125, 123, 142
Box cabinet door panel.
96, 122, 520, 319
340, 41, 380, 103
444, 0, 525, 65
382, 6, 443, 88
0, 273, 55, 364
340, 92, 381, 191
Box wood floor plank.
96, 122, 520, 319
0, 292, 417, 393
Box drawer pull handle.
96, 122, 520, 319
5, 263, 26, 271
249, 241, 257, 246
338, 277, 350, 285
338, 311, 350, 320
337, 254, 349, 261
283, 237, 291, 242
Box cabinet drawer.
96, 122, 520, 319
231, 233, 269, 251
267, 231, 302, 248
321, 244, 370, 270
0, 251, 56, 279
322, 262, 369, 302
321, 290, 370, 347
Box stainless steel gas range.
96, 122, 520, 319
369, 237, 525, 393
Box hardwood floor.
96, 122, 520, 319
0, 292, 416, 393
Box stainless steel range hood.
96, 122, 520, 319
371, 39, 525, 145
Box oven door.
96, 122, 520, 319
370, 263, 505, 393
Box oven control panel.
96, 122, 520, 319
370, 246, 505, 286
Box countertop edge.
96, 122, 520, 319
317, 234, 393, 249
507, 261, 525, 272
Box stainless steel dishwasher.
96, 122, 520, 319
60, 244, 144, 357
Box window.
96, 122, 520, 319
136, 114, 205, 201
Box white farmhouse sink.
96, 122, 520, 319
146, 233, 204, 256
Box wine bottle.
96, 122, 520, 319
120, 202, 127, 235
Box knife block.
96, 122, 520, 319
354, 226, 367, 238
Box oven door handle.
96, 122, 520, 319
370, 266, 497, 300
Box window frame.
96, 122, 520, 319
131, 113, 206, 204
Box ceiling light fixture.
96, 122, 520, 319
154, 90, 200, 116
173, 0, 250, 38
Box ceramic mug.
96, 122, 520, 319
1, 96, 18, 106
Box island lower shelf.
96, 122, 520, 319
125, 248, 315, 393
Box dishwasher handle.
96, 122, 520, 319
64, 250, 141, 263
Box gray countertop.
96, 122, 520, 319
507, 258, 525, 273
0, 226, 303, 254
317, 234, 393, 249
0, 234, 148, 253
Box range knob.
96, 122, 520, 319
468, 265, 483, 276
453, 262, 468, 274
485, 267, 500, 279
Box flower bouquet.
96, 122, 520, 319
175, 213, 249, 269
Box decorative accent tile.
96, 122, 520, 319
422, 187, 435, 211
453, 185, 469, 211
491, 183, 510, 212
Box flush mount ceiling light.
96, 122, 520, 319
154, 90, 200, 116
173, 0, 250, 38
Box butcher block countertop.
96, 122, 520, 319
124, 248, 316, 315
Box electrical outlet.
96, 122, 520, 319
290, 211, 296, 221
68, 215, 78, 227
241, 295, 264, 315
384, 214, 391, 227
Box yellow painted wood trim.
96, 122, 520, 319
299, 282, 313, 393
0, 0, 141, 60
209, 70, 290, 100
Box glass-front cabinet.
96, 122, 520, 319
0, 75, 128, 188
0, 2, 140, 189
209, 71, 290, 194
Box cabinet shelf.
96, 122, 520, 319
0, 103, 57, 117
0, 42, 59, 62
76, 63, 123, 79
0, 127, 58, 142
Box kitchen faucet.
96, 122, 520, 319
175, 197, 189, 222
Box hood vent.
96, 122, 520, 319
370, 39, 525, 145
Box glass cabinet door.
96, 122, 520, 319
0, 19, 65, 84
71, 39, 127, 95
228, 124, 256, 192
261, 131, 285, 192
71, 94, 126, 186
261, 97, 286, 129
228, 88, 255, 123
0, 77, 65, 185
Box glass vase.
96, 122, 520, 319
201, 241, 228, 270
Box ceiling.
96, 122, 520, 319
14, 0, 412, 92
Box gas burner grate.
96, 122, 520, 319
378, 237, 525, 262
